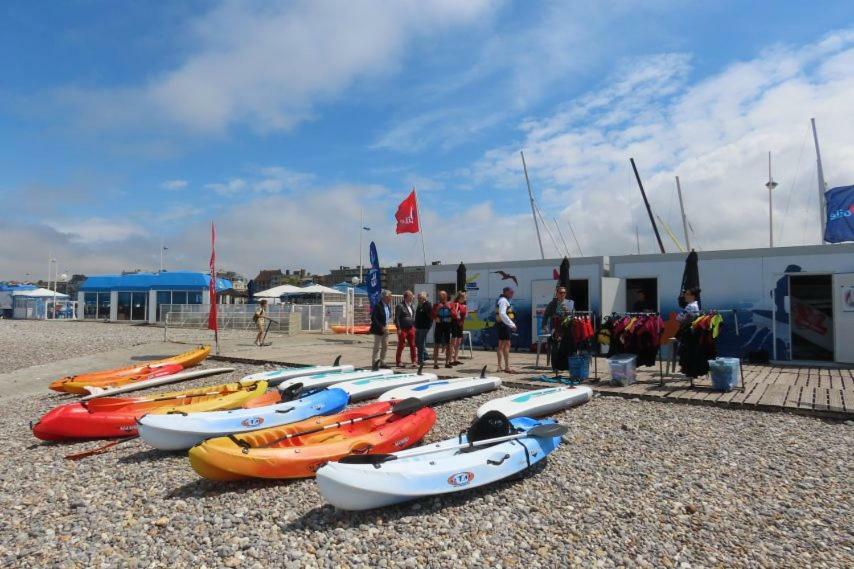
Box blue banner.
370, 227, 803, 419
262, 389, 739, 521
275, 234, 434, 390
367, 241, 382, 308
824, 185, 854, 243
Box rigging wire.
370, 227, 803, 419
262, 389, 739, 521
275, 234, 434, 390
778, 125, 810, 245
566, 215, 584, 256
534, 203, 563, 257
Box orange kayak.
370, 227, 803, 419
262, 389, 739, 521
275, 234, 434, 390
330, 325, 397, 334
189, 402, 436, 480
50, 345, 211, 394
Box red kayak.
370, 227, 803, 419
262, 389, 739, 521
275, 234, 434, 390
31, 381, 267, 441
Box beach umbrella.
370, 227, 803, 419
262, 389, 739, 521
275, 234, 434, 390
456, 262, 466, 293
679, 250, 701, 309
558, 257, 570, 289
247, 280, 256, 304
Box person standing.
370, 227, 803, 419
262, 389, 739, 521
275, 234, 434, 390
414, 291, 433, 365
541, 286, 575, 376
253, 299, 268, 346
495, 287, 517, 373
370, 290, 393, 367
449, 290, 468, 366
394, 290, 417, 368
432, 290, 453, 369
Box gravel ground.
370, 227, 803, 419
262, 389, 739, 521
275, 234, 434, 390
0, 320, 221, 375
0, 356, 851, 569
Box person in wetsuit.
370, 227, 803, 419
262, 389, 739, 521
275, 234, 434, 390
432, 290, 454, 369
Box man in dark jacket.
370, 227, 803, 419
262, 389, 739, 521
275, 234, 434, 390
414, 291, 433, 365
394, 290, 417, 367
370, 289, 393, 367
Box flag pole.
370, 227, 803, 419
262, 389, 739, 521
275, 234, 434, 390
413, 187, 428, 274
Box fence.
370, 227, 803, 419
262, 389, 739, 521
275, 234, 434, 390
161, 304, 299, 336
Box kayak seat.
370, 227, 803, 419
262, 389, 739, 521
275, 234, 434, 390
462, 411, 512, 452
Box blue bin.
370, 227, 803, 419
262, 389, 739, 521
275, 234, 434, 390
568, 355, 590, 380
709, 357, 740, 391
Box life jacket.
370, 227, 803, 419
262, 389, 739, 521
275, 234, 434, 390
495, 296, 515, 323
436, 303, 453, 324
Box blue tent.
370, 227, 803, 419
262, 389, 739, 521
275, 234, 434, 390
81, 271, 232, 292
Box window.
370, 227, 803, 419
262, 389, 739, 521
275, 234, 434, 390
84, 293, 97, 319
117, 292, 131, 320
172, 291, 187, 305
156, 291, 171, 321
626, 278, 658, 313
97, 293, 110, 319
188, 291, 203, 304
131, 292, 147, 320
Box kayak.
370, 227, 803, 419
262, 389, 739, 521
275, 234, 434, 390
240, 361, 354, 387
49, 345, 211, 393
316, 415, 562, 510
31, 381, 268, 441
331, 325, 397, 335
138, 388, 349, 451
477, 385, 591, 418
80, 367, 235, 401
272, 368, 393, 394
188, 401, 436, 480
65, 364, 185, 395
378, 376, 501, 405
333, 372, 437, 402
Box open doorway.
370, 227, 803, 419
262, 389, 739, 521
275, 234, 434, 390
790, 274, 834, 361
568, 279, 589, 311
626, 278, 658, 313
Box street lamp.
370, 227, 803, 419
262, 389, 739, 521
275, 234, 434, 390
766, 151, 778, 247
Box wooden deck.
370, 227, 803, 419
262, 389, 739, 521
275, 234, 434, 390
500, 357, 854, 420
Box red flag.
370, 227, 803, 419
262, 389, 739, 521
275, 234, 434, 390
395, 190, 420, 234
208, 222, 218, 331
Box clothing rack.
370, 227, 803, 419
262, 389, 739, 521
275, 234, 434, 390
666, 308, 745, 390
601, 311, 667, 384
536, 309, 598, 381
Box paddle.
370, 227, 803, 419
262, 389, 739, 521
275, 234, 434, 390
228, 397, 425, 452
338, 423, 568, 465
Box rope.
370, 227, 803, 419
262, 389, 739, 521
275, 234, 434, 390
778, 125, 809, 244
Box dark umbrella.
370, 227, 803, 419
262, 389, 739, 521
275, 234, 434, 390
558, 257, 570, 289
247, 279, 256, 304
456, 262, 466, 293
678, 250, 701, 309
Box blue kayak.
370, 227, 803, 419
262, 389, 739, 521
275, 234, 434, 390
138, 388, 349, 451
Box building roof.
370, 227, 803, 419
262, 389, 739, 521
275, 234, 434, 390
0, 284, 37, 292
80, 271, 232, 292
254, 284, 303, 298
13, 287, 69, 298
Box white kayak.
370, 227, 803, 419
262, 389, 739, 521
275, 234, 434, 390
378, 376, 501, 405
317, 416, 563, 510
138, 388, 350, 451
275, 368, 393, 393
334, 372, 437, 402
476, 385, 591, 418
79, 367, 235, 401
241, 361, 355, 387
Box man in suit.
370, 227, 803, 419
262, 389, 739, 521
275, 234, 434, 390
370, 289, 393, 367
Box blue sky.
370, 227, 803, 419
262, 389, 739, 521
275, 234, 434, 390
1, 1, 853, 279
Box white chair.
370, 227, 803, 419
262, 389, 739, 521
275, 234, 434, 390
461, 331, 474, 359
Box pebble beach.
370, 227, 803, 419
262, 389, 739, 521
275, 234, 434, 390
0, 321, 851, 568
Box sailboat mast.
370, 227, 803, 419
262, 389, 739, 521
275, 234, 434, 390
630, 158, 666, 254
520, 150, 545, 259
675, 176, 691, 250
810, 118, 827, 243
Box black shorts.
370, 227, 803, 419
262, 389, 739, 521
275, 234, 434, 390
496, 322, 512, 341
434, 323, 451, 345
451, 323, 464, 339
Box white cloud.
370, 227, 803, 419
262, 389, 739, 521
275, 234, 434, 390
470, 29, 854, 255
162, 179, 189, 190
52, 0, 493, 135
51, 218, 150, 245
204, 178, 248, 196
204, 167, 314, 196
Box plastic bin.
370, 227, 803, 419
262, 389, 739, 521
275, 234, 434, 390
568, 355, 590, 381
608, 354, 637, 386
709, 357, 740, 391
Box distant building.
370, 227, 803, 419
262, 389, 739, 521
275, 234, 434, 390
325, 264, 425, 294
253, 268, 319, 292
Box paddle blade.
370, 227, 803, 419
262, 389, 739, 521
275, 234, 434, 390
528, 423, 569, 439
339, 453, 397, 465
390, 397, 424, 417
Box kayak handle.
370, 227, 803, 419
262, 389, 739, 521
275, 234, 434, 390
487, 453, 511, 466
